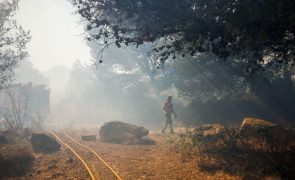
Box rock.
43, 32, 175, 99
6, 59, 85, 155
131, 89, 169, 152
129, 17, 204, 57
140, 137, 156, 145
190, 124, 229, 150
1, 129, 23, 144
239, 118, 293, 151
81, 135, 96, 141
240, 118, 286, 138
0, 135, 7, 144
240, 118, 277, 134
23, 128, 32, 140
30, 133, 60, 153
193, 124, 227, 138
66, 158, 74, 163
99, 121, 149, 144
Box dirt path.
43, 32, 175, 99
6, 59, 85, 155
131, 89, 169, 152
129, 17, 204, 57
66, 130, 240, 180
1, 129, 241, 179
57, 133, 117, 180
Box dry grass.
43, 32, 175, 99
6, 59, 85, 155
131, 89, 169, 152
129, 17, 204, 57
5, 127, 292, 179
65, 130, 240, 179
175, 128, 295, 179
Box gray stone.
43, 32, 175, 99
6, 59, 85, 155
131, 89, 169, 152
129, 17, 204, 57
191, 124, 229, 150
99, 121, 149, 144
239, 118, 294, 151
0, 135, 7, 144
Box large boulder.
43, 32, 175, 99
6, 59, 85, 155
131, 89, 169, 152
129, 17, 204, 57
240, 118, 279, 136
99, 121, 149, 144
30, 133, 60, 153
239, 118, 294, 151
193, 124, 226, 137
189, 124, 230, 150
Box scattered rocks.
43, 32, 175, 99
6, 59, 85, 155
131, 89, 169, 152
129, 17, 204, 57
30, 133, 60, 153
99, 121, 149, 145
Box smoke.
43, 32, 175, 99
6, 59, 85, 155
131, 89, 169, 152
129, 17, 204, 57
12, 43, 191, 131
44, 45, 181, 130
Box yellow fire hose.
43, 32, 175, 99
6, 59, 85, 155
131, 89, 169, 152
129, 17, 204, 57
49, 131, 96, 180
64, 133, 123, 180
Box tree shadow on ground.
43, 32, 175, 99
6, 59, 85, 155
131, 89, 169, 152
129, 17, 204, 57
198, 148, 295, 179
0, 152, 34, 179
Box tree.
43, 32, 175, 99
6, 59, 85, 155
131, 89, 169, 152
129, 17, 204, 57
72, 0, 295, 73
174, 57, 244, 101
0, 0, 30, 88
172, 54, 295, 124
0, 88, 29, 129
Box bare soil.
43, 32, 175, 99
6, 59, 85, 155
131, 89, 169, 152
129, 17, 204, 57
0, 128, 241, 180
65, 128, 240, 180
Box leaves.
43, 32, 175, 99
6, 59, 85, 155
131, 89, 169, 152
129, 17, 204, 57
0, 0, 30, 88
72, 0, 295, 73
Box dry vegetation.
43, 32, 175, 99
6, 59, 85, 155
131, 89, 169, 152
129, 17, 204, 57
0, 132, 88, 180
0, 126, 294, 179
175, 126, 295, 179
66, 128, 240, 179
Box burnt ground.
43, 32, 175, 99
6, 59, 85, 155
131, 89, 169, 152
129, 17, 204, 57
63, 128, 240, 180
0, 141, 89, 180
0, 128, 246, 179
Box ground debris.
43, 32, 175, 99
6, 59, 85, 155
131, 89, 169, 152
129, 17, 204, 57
30, 133, 60, 153
175, 118, 295, 179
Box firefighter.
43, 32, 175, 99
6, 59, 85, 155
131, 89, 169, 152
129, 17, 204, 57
162, 95, 177, 134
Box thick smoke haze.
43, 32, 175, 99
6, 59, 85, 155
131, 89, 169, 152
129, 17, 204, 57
13, 46, 187, 130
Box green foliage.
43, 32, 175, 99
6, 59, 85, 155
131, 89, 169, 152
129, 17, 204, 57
173, 55, 248, 102
72, 0, 295, 73
0, 0, 30, 88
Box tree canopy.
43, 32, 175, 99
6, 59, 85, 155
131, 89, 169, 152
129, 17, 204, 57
72, 0, 295, 73
0, 0, 30, 88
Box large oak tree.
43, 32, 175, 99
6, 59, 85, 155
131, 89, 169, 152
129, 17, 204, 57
72, 0, 295, 124
73, 0, 295, 73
